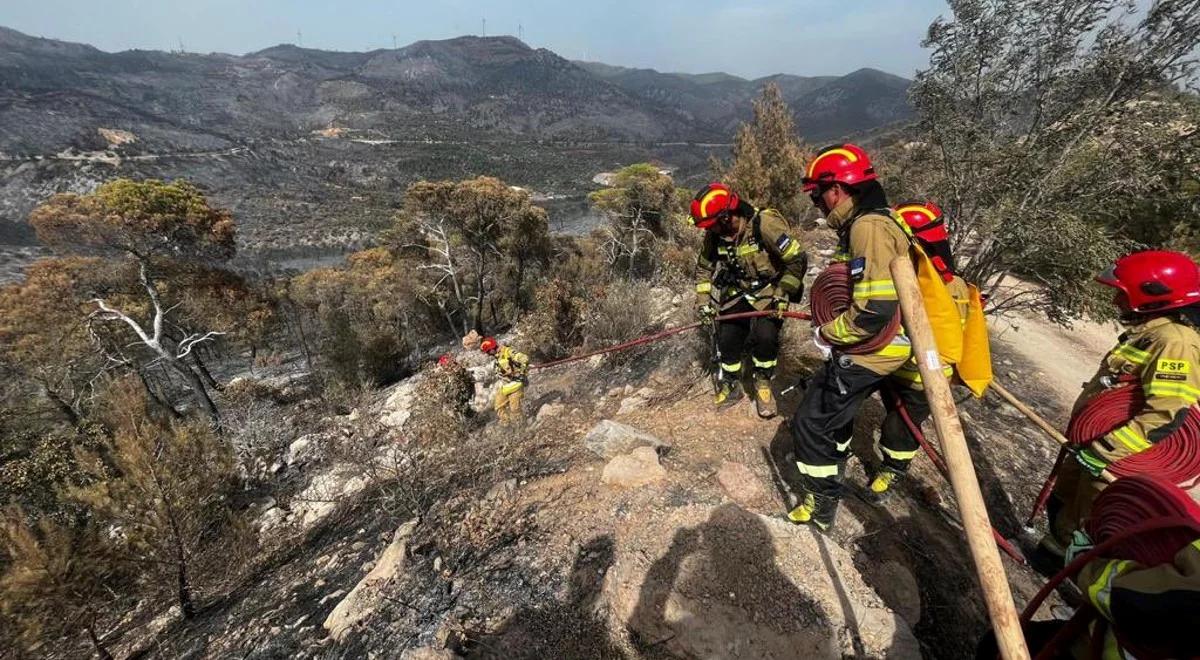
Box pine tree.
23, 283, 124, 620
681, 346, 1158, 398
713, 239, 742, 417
712, 83, 811, 221
0, 509, 126, 659
69, 378, 243, 619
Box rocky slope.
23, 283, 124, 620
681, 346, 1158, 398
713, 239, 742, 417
103, 244, 1113, 659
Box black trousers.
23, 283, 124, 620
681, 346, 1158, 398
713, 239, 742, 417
790, 356, 887, 498
879, 384, 929, 473
715, 298, 782, 379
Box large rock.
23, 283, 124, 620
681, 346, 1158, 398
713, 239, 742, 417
323, 519, 419, 641
380, 376, 422, 429
601, 446, 667, 489
606, 503, 920, 659
716, 461, 767, 507
584, 420, 670, 459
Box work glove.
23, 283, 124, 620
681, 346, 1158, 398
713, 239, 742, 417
812, 327, 833, 361
1075, 448, 1109, 478
772, 299, 789, 319
698, 304, 717, 328
1064, 529, 1094, 566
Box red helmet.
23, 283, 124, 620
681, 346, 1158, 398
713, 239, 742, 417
480, 337, 499, 354
437, 354, 454, 367
689, 183, 739, 230
895, 201, 955, 281
802, 143, 877, 193
1096, 250, 1200, 313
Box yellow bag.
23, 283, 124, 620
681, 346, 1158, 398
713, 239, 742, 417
913, 245, 964, 366
957, 284, 994, 398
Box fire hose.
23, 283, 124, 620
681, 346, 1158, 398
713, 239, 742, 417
1016, 475, 1200, 660
531, 309, 812, 371
888, 386, 1028, 565
1025, 378, 1200, 526
809, 261, 901, 355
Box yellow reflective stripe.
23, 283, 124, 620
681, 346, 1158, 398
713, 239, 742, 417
1109, 424, 1151, 453
752, 357, 777, 369
875, 342, 914, 359
852, 280, 898, 299
826, 316, 857, 343
1111, 343, 1150, 365
881, 446, 919, 461
835, 438, 852, 453
892, 367, 923, 383
1145, 381, 1200, 403
780, 273, 802, 291
500, 381, 524, 395
781, 240, 803, 261
795, 461, 839, 479
736, 243, 759, 257
720, 361, 742, 373
1088, 559, 1132, 620
696, 281, 712, 294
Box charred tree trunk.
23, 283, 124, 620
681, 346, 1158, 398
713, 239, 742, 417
189, 352, 222, 392
86, 622, 113, 660
137, 370, 181, 419
41, 385, 81, 427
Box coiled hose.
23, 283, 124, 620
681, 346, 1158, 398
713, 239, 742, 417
1018, 475, 1200, 660
809, 261, 901, 356
1065, 380, 1200, 488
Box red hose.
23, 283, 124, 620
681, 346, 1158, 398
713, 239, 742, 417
809, 261, 901, 356
1019, 476, 1200, 660
1065, 381, 1200, 488
531, 310, 811, 370
888, 386, 1027, 565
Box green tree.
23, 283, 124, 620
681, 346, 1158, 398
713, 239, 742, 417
712, 83, 811, 220
589, 163, 684, 279
393, 177, 551, 333
30, 179, 238, 420
69, 378, 243, 619
910, 0, 1200, 321
0, 510, 127, 659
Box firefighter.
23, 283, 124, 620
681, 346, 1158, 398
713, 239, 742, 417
690, 182, 808, 419
870, 200, 972, 497
480, 336, 529, 424
787, 144, 914, 531
1042, 251, 1200, 556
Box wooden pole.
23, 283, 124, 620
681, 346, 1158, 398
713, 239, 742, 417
989, 382, 1115, 483
890, 255, 1030, 660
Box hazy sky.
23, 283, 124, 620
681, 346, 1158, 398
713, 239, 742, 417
0, 0, 950, 79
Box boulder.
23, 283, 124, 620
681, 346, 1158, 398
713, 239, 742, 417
606, 503, 920, 659
716, 461, 767, 507
285, 434, 318, 466
875, 561, 922, 626
601, 446, 667, 489
535, 402, 566, 424
380, 376, 422, 429
323, 519, 418, 641
583, 420, 670, 460
616, 396, 648, 416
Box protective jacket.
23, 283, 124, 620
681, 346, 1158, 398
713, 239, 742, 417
1071, 538, 1200, 659
819, 198, 913, 375
892, 275, 970, 389
1076, 316, 1200, 463
494, 345, 530, 383
695, 208, 807, 312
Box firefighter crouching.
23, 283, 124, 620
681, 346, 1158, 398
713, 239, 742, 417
788, 144, 914, 531
1042, 250, 1200, 557
689, 182, 808, 419
871, 200, 972, 497
480, 336, 530, 424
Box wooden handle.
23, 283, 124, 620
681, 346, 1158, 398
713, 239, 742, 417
989, 382, 1116, 484
890, 255, 1031, 660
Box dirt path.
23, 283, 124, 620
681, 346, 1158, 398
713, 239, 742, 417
991, 311, 1117, 409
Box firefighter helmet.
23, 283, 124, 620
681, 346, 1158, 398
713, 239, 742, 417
802, 143, 877, 193
437, 354, 454, 367
894, 200, 955, 280
689, 183, 739, 230
1096, 251, 1200, 313
480, 337, 499, 354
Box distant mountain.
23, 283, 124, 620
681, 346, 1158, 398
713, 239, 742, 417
573, 61, 910, 141
0, 27, 913, 252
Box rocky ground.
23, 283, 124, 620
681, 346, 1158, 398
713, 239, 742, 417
91, 272, 1121, 660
